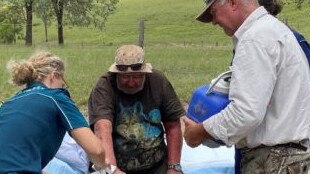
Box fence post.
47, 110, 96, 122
138, 18, 145, 48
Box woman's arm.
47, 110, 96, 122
70, 127, 107, 169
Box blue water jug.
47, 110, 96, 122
187, 71, 231, 123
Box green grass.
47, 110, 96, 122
1, 0, 310, 113
0, 45, 231, 106
18, 0, 232, 46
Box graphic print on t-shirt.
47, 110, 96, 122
114, 101, 166, 171
116, 101, 162, 141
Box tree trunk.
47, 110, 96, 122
13, 23, 16, 44
57, 15, 64, 45
44, 21, 48, 42
25, 0, 33, 46
51, 0, 64, 45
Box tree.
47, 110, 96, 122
0, 1, 23, 44
51, 0, 64, 45
0, 0, 34, 45
35, 0, 54, 42
0, 0, 118, 45
25, 0, 33, 46
50, 0, 119, 45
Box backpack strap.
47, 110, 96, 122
292, 30, 310, 67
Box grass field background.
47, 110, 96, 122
0, 0, 309, 114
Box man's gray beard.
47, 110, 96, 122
117, 76, 145, 94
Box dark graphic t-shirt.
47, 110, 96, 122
88, 69, 185, 172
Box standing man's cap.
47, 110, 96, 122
196, 0, 216, 23
108, 45, 152, 73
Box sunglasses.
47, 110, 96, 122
116, 63, 143, 72
61, 76, 69, 89
54, 72, 69, 89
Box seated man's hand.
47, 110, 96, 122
114, 168, 126, 174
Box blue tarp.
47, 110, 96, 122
181, 140, 235, 174
44, 138, 235, 174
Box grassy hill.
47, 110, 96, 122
27, 0, 230, 46
0, 0, 310, 111
28, 0, 310, 46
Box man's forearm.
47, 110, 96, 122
164, 120, 183, 164
94, 119, 117, 165
71, 127, 107, 169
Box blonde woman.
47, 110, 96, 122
0, 51, 107, 173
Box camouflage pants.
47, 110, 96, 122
240, 146, 310, 174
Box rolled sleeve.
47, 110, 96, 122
203, 40, 275, 146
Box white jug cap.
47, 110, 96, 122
210, 77, 230, 94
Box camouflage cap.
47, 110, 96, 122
108, 45, 152, 73
196, 0, 217, 23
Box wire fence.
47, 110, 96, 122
0, 16, 309, 48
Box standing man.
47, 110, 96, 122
234, 1, 310, 173
184, 0, 310, 173
88, 45, 185, 174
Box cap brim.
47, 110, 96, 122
196, 0, 216, 23
108, 63, 153, 73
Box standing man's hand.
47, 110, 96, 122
183, 117, 209, 148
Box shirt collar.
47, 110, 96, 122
24, 82, 71, 98
26, 82, 48, 89
232, 6, 268, 48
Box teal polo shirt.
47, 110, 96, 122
0, 82, 89, 173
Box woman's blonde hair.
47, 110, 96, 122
7, 51, 65, 86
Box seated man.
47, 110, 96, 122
88, 45, 185, 174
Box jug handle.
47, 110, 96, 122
206, 70, 232, 95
